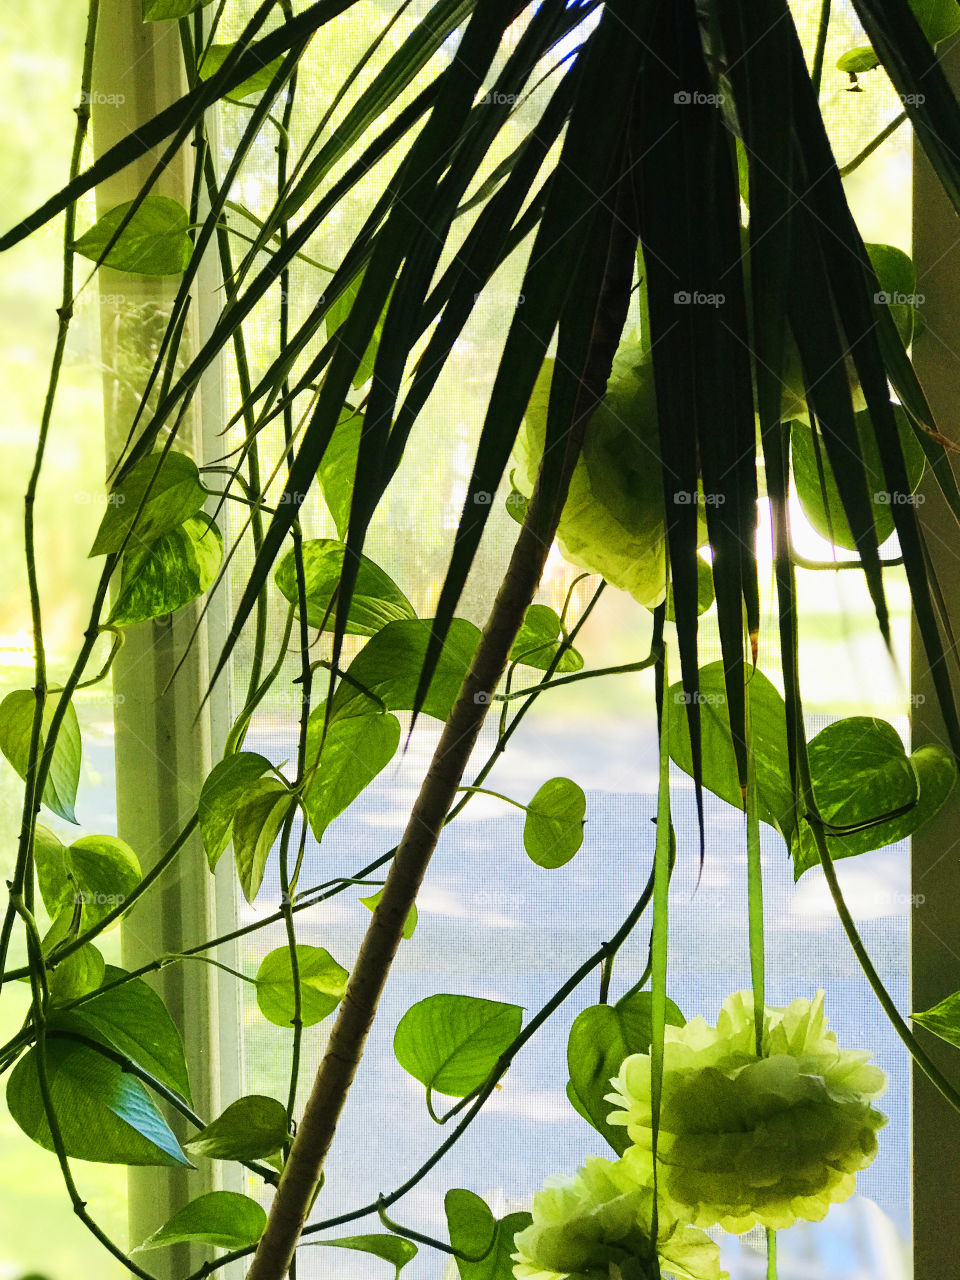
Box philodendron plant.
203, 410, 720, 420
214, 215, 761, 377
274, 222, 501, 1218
6, 0, 960, 1278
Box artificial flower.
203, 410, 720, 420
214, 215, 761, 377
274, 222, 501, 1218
512, 1153, 726, 1280
606, 990, 887, 1233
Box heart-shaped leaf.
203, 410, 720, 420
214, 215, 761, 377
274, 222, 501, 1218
7, 1037, 189, 1166
791, 404, 924, 552
445, 1190, 531, 1280
134, 1191, 266, 1252
910, 0, 960, 45
667, 662, 796, 846
302, 708, 400, 842
309, 1234, 417, 1278
184, 1095, 288, 1161
197, 44, 284, 99
198, 752, 274, 870
0, 690, 81, 823
325, 272, 390, 389
48, 945, 105, 1004
66, 965, 191, 1101
509, 605, 583, 673
567, 991, 684, 1153
275, 539, 415, 636
61, 834, 142, 928
394, 994, 522, 1099
108, 513, 222, 626
332, 619, 481, 722
792, 721, 957, 877
232, 777, 295, 904
73, 195, 192, 274
317, 409, 362, 539
255, 945, 349, 1028
836, 46, 880, 75
90, 450, 207, 557
359, 888, 417, 939
523, 778, 586, 869
914, 990, 960, 1048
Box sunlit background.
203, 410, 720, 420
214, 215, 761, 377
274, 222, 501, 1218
0, 0, 924, 1276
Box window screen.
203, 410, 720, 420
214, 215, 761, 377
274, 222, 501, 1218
206, 1, 914, 1277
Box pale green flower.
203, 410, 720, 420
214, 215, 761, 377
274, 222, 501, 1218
606, 991, 887, 1233
512, 1154, 726, 1280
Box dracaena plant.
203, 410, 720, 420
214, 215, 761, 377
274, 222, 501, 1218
3, 0, 960, 1278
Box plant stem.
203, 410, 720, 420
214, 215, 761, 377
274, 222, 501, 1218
0, 0, 101, 983
810, 0, 831, 98
246, 466, 575, 1279
838, 112, 907, 178
243, 155, 639, 1268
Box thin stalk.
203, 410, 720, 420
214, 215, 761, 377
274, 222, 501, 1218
816, 824, 960, 1111
498, 654, 656, 699
746, 663, 773, 1274
838, 112, 907, 178
275, 20, 307, 1160
0, 0, 101, 980
810, 0, 831, 98
648, 611, 669, 1239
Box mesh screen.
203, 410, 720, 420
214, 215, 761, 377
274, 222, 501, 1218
213, 2, 915, 1275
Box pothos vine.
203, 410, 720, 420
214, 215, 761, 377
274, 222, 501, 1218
4, 1, 960, 1280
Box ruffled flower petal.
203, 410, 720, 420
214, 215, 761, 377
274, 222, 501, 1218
512, 1155, 727, 1280
606, 991, 887, 1233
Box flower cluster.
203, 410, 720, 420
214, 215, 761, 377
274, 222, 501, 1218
512, 991, 886, 1280
513, 1154, 725, 1280
606, 991, 888, 1233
